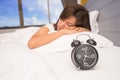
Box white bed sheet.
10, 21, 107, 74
32, 46, 120, 80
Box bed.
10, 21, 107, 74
0, 27, 120, 80
0, 0, 120, 80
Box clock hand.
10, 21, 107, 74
83, 54, 88, 62
88, 54, 95, 58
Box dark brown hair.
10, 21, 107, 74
54, 3, 91, 30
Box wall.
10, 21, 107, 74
81, 0, 88, 5
0, 29, 17, 34
85, 0, 120, 46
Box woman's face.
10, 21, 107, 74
57, 16, 76, 30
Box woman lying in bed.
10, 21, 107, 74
28, 3, 91, 49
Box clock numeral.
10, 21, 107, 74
76, 54, 81, 59
84, 62, 89, 66
82, 47, 88, 53
89, 54, 95, 58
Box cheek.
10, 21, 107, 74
57, 25, 64, 30
57, 21, 65, 30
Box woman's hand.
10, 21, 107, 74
78, 27, 90, 32
59, 27, 89, 35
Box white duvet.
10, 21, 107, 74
0, 27, 120, 80
34, 46, 120, 80
0, 42, 59, 80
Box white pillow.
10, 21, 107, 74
11, 27, 113, 53
33, 32, 114, 53
89, 10, 99, 33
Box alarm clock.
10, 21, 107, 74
71, 34, 99, 70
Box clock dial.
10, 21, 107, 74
72, 44, 98, 70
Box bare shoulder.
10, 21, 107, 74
33, 26, 49, 37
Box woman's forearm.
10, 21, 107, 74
28, 31, 64, 49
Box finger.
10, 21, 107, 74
75, 28, 81, 31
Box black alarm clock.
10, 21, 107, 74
71, 34, 99, 70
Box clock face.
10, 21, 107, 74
71, 44, 98, 70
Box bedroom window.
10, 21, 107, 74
22, 0, 49, 26
0, 0, 20, 28
0, 0, 63, 28
49, 0, 63, 24
22, 0, 63, 26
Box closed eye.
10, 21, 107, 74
66, 22, 75, 27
